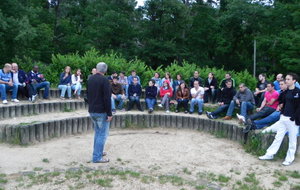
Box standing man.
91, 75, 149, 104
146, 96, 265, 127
259, 73, 300, 166
87, 62, 112, 163
11, 63, 29, 100
0, 63, 19, 104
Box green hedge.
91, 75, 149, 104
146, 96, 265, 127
13, 49, 258, 89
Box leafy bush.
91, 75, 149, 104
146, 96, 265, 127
13, 49, 259, 89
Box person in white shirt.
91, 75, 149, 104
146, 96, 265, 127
71, 69, 83, 99
189, 80, 204, 115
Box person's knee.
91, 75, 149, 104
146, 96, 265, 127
0, 84, 5, 89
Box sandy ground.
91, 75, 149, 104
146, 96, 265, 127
1, 128, 300, 189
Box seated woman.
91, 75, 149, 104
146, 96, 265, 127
71, 69, 83, 99
145, 79, 158, 113
204, 72, 218, 103
127, 77, 143, 111
176, 82, 190, 113
158, 80, 173, 113
58, 66, 72, 100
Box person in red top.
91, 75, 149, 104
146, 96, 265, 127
244, 82, 279, 128
158, 80, 173, 113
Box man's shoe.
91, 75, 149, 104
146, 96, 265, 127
32, 95, 37, 103
206, 111, 212, 119
158, 104, 163, 108
12, 99, 19, 103
2, 100, 8, 104
184, 110, 188, 114
189, 111, 193, 114
243, 124, 252, 133
236, 113, 246, 124
175, 110, 179, 113
222, 116, 232, 120
198, 112, 202, 115
282, 160, 292, 166
258, 155, 274, 160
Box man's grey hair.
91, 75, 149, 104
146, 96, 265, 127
96, 62, 108, 73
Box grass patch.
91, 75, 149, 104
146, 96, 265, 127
289, 171, 300, 179
195, 185, 205, 190
141, 175, 155, 184
291, 185, 300, 190
218, 174, 230, 183
42, 158, 49, 163
19, 121, 38, 126
95, 178, 113, 187
33, 167, 43, 171
183, 168, 192, 175
243, 173, 259, 185
159, 175, 185, 186
272, 181, 282, 187
278, 175, 288, 181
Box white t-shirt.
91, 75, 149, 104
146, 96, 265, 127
191, 87, 204, 99
71, 74, 82, 85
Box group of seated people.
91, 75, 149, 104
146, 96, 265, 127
0, 63, 83, 104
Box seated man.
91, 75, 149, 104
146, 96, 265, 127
11, 63, 29, 99
273, 73, 283, 92
245, 80, 287, 131
127, 70, 141, 85
223, 83, 255, 121
111, 76, 126, 113
0, 63, 19, 104
28, 65, 50, 102
127, 77, 143, 111
254, 73, 268, 107
242, 82, 279, 133
189, 71, 203, 88
189, 80, 204, 115
145, 79, 158, 113
206, 80, 236, 119
219, 73, 235, 90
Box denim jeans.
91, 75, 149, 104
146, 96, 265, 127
254, 111, 280, 129
58, 85, 71, 98
226, 100, 254, 118
161, 94, 171, 110
111, 94, 124, 110
0, 84, 18, 100
190, 98, 204, 113
89, 113, 110, 162
128, 96, 142, 111
211, 104, 230, 117
72, 83, 82, 96
249, 106, 276, 121
146, 98, 156, 109
176, 99, 189, 111
30, 81, 50, 98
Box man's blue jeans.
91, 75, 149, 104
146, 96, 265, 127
30, 81, 50, 98
89, 113, 110, 162
146, 98, 156, 109
0, 84, 18, 100
211, 104, 230, 117
253, 111, 280, 129
58, 85, 71, 98
226, 100, 254, 118
190, 98, 204, 113
111, 94, 124, 110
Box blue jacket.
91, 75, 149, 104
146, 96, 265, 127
11, 70, 28, 84
128, 84, 142, 97
59, 73, 71, 85
127, 75, 141, 85
28, 71, 46, 83
145, 86, 157, 99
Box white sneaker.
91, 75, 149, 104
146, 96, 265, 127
259, 154, 274, 160
158, 104, 163, 108
236, 113, 245, 123
32, 95, 37, 103
12, 99, 19, 103
282, 160, 292, 166
3, 100, 8, 104
166, 110, 170, 113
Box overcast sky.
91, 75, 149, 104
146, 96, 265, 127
136, 0, 145, 7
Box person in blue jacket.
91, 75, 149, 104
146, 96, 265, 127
58, 66, 72, 99
27, 65, 50, 102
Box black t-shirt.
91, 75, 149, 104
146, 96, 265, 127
257, 80, 268, 90
283, 89, 295, 118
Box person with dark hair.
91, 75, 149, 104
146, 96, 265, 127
108, 71, 118, 82
173, 74, 184, 93
219, 73, 235, 90
58, 66, 72, 100
158, 80, 173, 113
127, 70, 140, 85
204, 72, 218, 103
254, 73, 269, 107
151, 72, 162, 92
11, 63, 29, 100
206, 80, 236, 119
243, 82, 279, 133
189, 80, 205, 115
145, 79, 158, 113
223, 83, 255, 121
161, 72, 173, 89
118, 71, 128, 96
111, 76, 126, 113
190, 71, 203, 88
175, 82, 190, 113
259, 73, 300, 166
0, 63, 19, 104
127, 77, 143, 111
71, 69, 83, 99
28, 65, 50, 102
87, 62, 112, 163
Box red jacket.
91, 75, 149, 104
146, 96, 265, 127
160, 80, 173, 97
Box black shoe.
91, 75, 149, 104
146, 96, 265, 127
246, 118, 253, 126
189, 111, 193, 114
206, 111, 212, 119
243, 124, 252, 133
198, 112, 202, 115
184, 111, 188, 114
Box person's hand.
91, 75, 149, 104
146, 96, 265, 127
107, 116, 113, 122
256, 108, 261, 112
219, 102, 224, 105
210, 86, 214, 89
122, 94, 126, 99
276, 106, 281, 111
32, 79, 37, 84
204, 87, 209, 91
8, 81, 13, 86
166, 92, 171, 96
40, 74, 44, 79
235, 99, 240, 105
22, 83, 26, 87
